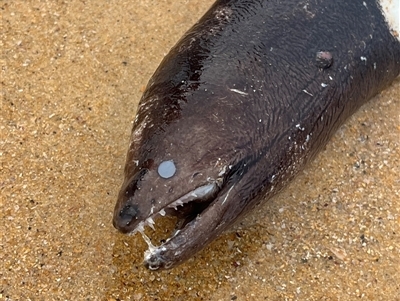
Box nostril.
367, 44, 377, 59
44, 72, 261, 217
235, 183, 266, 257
114, 204, 140, 231
120, 204, 139, 219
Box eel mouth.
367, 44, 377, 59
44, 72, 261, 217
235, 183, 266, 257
127, 182, 221, 268
130, 183, 219, 234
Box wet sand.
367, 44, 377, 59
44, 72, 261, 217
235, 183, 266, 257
1, 1, 399, 300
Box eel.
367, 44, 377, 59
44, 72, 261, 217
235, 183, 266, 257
113, 0, 400, 270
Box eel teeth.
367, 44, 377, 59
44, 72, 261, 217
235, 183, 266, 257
129, 221, 145, 235
147, 217, 156, 230
130, 183, 218, 235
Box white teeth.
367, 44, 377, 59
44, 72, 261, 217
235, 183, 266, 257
147, 217, 156, 230
140, 231, 155, 249
131, 221, 145, 235
131, 183, 218, 237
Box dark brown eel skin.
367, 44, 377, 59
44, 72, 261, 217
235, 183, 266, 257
113, 0, 400, 270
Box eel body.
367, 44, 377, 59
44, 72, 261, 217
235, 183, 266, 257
113, 0, 400, 270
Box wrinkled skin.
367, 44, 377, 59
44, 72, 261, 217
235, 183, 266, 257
113, 0, 400, 270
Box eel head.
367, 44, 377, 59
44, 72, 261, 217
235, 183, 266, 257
112, 126, 248, 270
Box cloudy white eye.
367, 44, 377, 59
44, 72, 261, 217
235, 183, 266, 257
158, 160, 176, 179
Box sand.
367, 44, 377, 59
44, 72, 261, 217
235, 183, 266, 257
1, 1, 399, 300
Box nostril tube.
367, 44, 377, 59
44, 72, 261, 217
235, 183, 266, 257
114, 203, 140, 232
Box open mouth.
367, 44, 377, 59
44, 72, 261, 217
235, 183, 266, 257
130, 183, 219, 234
128, 183, 220, 261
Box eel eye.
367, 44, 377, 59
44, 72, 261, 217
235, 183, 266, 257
158, 160, 176, 179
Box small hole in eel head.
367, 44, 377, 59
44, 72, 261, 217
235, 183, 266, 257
158, 160, 176, 179
315, 51, 333, 69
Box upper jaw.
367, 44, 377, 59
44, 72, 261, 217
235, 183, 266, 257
112, 165, 223, 232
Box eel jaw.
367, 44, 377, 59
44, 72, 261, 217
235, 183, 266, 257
127, 182, 224, 269
142, 183, 236, 270
127, 182, 219, 234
